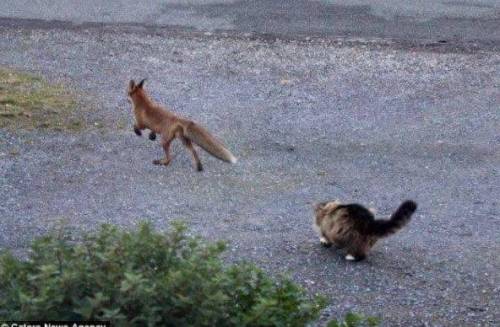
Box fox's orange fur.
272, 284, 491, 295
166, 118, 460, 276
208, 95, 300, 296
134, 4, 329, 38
127, 79, 237, 171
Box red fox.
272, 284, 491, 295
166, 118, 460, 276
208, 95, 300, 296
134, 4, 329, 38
127, 79, 237, 171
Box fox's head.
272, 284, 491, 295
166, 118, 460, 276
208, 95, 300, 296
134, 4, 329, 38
127, 79, 147, 105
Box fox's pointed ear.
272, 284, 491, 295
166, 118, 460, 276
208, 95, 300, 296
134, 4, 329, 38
137, 79, 146, 88
128, 79, 135, 92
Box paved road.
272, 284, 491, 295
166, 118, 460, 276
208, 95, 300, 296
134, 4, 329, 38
0, 2, 499, 326
1, 0, 500, 45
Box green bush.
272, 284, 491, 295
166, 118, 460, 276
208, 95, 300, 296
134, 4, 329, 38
0, 222, 327, 326
328, 313, 380, 327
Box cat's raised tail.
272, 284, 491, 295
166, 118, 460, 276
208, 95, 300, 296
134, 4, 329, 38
370, 200, 417, 237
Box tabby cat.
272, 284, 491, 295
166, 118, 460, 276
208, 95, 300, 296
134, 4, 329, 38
313, 200, 417, 261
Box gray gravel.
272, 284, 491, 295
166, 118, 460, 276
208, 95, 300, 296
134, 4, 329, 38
0, 0, 499, 45
0, 24, 499, 326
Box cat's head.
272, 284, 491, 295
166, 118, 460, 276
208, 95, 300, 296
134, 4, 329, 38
314, 200, 342, 213
314, 200, 342, 225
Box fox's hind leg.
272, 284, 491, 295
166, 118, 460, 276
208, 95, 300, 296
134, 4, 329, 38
181, 136, 203, 172
153, 135, 173, 166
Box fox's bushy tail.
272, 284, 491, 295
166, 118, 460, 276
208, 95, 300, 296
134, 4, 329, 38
185, 122, 237, 164
369, 200, 417, 237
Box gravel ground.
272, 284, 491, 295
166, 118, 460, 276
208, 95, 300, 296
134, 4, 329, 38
1, 0, 499, 45
0, 25, 499, 326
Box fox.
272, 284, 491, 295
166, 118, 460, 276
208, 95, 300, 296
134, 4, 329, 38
127, 79, 237, 171
313, 199, 417, 261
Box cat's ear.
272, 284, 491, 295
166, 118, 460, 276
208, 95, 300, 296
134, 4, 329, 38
322, 200, 341, 212
314, 202, 327, 211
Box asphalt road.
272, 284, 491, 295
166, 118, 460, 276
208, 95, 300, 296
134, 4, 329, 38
0, 2, 499, 327
0, 0, 499, 45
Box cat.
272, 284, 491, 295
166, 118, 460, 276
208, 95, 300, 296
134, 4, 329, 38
313, 200, 417, 261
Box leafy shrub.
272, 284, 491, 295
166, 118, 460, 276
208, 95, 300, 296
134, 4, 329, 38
328, 312, 380, 327
0, 222, 327, 326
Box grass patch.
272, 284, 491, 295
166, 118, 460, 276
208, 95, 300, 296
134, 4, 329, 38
0, 67, 83, 131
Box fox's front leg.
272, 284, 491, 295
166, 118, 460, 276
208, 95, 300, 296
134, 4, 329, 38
153, 135, 173, 166
134, 124, 156, 140
134, 123, 145, 136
